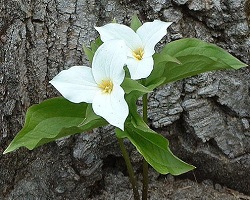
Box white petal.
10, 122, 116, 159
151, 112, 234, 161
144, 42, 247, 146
92, 40, 126, 85
49, 66, 98, 103
92, 84, 128, 130
136, 20, 173, 56
95, 23, 143, 50
126, 56, 154, 80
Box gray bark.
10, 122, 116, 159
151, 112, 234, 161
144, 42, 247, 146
0, 0, 249, 199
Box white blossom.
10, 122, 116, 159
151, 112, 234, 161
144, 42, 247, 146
95, 20, 172, 80
50, 40, 129, 130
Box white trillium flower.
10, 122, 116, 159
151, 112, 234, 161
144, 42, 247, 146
95, 20, 173, 80
49, 40, 129, 130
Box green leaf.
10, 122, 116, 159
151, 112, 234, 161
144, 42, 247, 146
122, 78, 152, 111
130, 14, 142, 31
145, 53, 181, 90
118, 97, 194, 175
83, 44, 94, 62
4, 97, 106, 154
90, 37, 103, 52
78, 104, 107, 128
162, 54, 245, 84
82, 37, 103, 63
122, 78, 152, 94
162, 38, 247, 69
111, 18, 117, 23
154, 52, 182, 66
116, 121, 195, 175
145, 38, 247, 89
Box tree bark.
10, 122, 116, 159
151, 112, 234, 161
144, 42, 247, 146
0, 0, 249, 198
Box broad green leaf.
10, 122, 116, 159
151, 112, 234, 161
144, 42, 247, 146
83, 37, 103, 63
122, 78, 152, 94
145, 38, 247, 89
111, 18, 117, 23
125, 95, 145, 127
123, 80, 152, 111
78, 104, 107, 128
120, 94, 195, 175
162, 38, 247, 69
154, 52, 181, 66
116, 122, 195, 175
121, 78, 152, 108
4, 97, 106, 154
83, 44, 94, 62
90, 37, 103, 52
130, 14, 142, 31
145, 53, 181, 90
162, 55, 229, 84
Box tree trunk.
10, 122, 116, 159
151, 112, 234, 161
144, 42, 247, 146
0, 0, 249, 198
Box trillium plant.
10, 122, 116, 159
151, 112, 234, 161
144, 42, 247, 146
4, 15, 247, 200
50, 40, 129, 130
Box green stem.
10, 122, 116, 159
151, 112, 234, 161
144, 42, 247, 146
142, 93, 149, 200
117, 138, 140, 200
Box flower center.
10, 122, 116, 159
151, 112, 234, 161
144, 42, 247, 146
98, 80, 114, 94
132, 48, 144, 61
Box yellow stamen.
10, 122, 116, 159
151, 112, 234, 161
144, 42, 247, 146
132, 47, 144, 60
98, 80, 113, 94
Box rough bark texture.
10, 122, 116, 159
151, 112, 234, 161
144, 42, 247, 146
0, 0, 249, 199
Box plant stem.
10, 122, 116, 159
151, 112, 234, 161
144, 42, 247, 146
117, 138, 140, 200
142, 93, 149, 200
142, 158, 149, 200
